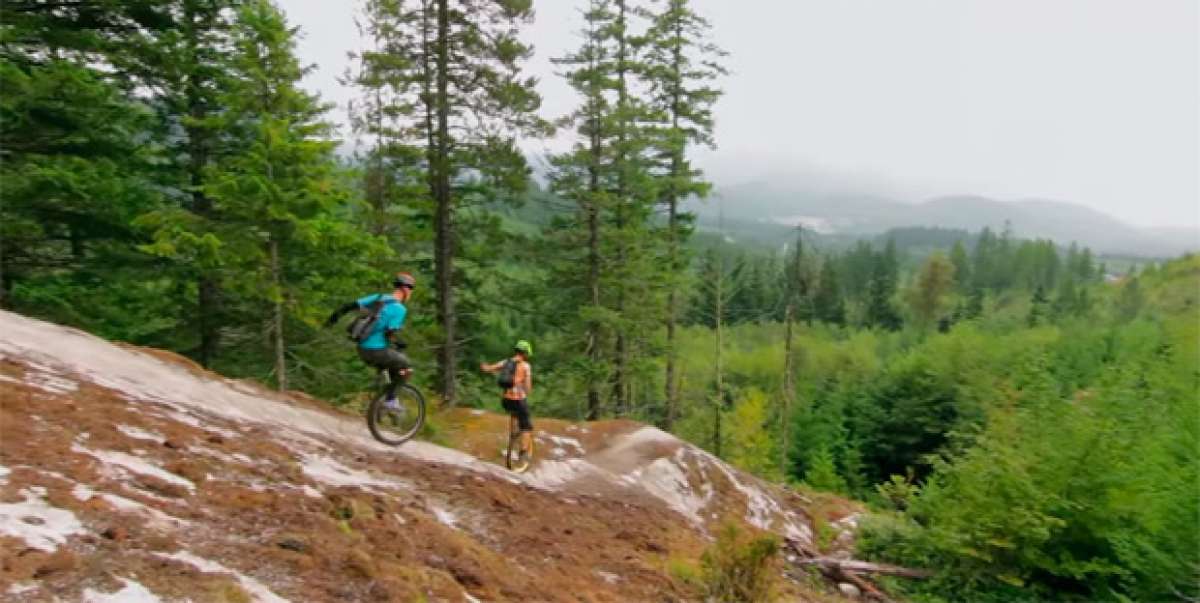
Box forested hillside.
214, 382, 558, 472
2, 1, 1196, 601
697, 180, 1198, 257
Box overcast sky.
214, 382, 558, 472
277, 0, 1198, 229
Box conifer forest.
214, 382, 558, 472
2, 1, 1196, 600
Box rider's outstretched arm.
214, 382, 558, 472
324, 301, 359, 327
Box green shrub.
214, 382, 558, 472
700, 523, 782, 603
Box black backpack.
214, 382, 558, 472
497, 359, 517, 389
347, 297, 386, 343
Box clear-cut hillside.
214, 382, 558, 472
0, 310, 861, 602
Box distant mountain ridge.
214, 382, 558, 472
689, 180, 1196, 257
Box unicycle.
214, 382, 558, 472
504, 413, 534, 473
366, 368, 425, 446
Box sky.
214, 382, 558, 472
277, 0, 1199, 229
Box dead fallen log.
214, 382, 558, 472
782, 537, 931, 602
783, 537, 931, 579
796, 557, 934, 579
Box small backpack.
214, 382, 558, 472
496, 359, 518, 389
347, 297, 386, 343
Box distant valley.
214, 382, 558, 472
688, 180, 1198, 258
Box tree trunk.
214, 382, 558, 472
663, 10, 686, 431
0, 242, 7, 309
781, 301, 795, 473
432, 0, 456, 406
369, 86, 388, 238
664, 288, 676, 428
584, 15, 603, 421
668, 359, 684, 428
663, 163, 680, 428
270, 234, 286, 391
184, 4, 219, 369
612, 0, 629, 416
586, 194, 601, 419
714, 252, 724, 458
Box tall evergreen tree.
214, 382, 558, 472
1114, 275, 1144, 323
350, 0, 545, 405
1028, 285, 1050, 327
131, 0, 246, 367
949, 239, 971, 292
813, 257, 846, 326
865, 240, 902, 330
692, 246, 736, 457
345, 0, 433, 260
639, 0, 725, 428
907, 252, 956, 330
840, 240, 876, 303
601, 0, 668, 416
547, 0, 619, 419
0, 0, 193, 351
779, 230, 810, 473
548, 0, 668, 418
971, 226, 998, 291
964, 285, 984, 320
203, 0, 350, 390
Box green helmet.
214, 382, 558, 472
514, 340, 533, 357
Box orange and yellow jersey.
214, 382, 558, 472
504, 358, 531, 401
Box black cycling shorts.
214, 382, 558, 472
356, 346, 410, 371
502, 398, 532, 432
357, 347, 410, 398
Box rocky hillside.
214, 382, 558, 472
0, 310, 873, 602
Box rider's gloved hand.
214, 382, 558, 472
392, 339, 408, 351
325, 302, 358, 328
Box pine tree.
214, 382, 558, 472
907, 252, 956, 330
1052, 276, 1079, 319
813, 257, 846, 326
725, 388, 781, 479
692, 246, 737, 455
547, 0, 618, 419
126, 0, 247, 367
0, 1, 172, 330
1028, 285, 1049, 326
1114, 275, 1144, 323
840, 240, 876, 303
865, 240, 902, 330
604, 0, 668, 416
344, 0, 433, 260
639, 0, 726, 428
964, 285, 984, 319
804, 446, 847, 493
971, 227, 997, 291
203, 0, 348, 391
548, 0, 668, 418
350, 0, 545, 405
949, 240, 971, 292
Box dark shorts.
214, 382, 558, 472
356, 346, 410, 371
502, 398, 532, 432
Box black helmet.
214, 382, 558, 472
393, 272, 416, 289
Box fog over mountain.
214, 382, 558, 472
687, 175, 1199, 257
